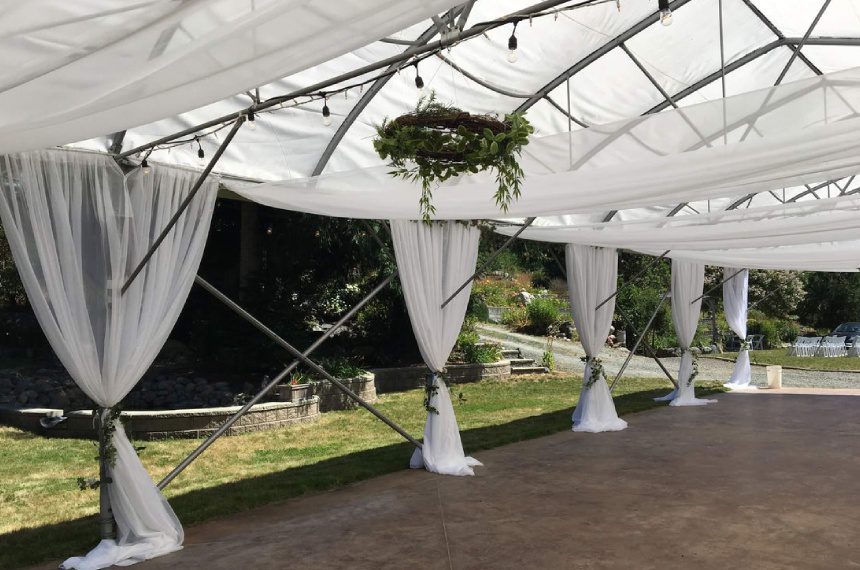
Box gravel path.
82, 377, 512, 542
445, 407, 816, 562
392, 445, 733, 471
478, 323, 860, 390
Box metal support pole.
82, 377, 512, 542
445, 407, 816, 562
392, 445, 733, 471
691, 268, 744, 305
95, 408, 115, 539
610, 292, 673, 392
158, 271, 416, 490
748, 285, 782, 312
440, 217, 537, 309
595, 250, 670, 311
773, 0, 831, 86
121, 117, 245, 294
546, 248, 674, 389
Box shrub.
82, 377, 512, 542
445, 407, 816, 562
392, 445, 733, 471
317, 357, 366, 378
541, 350, 555, 371
466, 294, 490, 321
462, 342, 502, 364
775, 320, 802, 343
748, 319, 780, 349
500, 306, 528, 328
453, 318, 502, 364
471, 274, 534, 308
526, 297, 563, 333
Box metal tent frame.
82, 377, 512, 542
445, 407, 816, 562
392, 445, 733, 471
92, 0, 858, 542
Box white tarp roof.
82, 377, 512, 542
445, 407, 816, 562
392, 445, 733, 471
0, 0, 461, 153
6, 0, 860, 268
230, 67, 860, 219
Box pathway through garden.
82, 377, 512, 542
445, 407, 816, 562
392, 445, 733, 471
478, 323, 860, 390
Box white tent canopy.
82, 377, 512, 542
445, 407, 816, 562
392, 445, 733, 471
0, 0, 462, 154
496, 194, 860, 251
9, 0, 859, 261
6, 2, 860, 567
231, 66, 860, 221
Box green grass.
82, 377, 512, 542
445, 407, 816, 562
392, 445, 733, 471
0, 374, 723, 569
711, 349, 860, 372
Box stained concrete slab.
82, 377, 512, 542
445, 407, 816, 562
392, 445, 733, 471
68, 393, 860, 569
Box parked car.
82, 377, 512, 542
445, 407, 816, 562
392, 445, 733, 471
830, 322, 860, 346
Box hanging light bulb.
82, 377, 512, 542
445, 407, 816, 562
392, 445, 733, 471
196, 137, 205, 163
247, 110, 257, 130
141, 159, 150, 176
322, 97, 332, 127
414, 62, 425, 96
658, 0, 673, 26
507, 23, 519, 63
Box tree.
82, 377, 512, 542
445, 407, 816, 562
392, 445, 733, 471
797, 272, 860, 329
747, 270, 804, 317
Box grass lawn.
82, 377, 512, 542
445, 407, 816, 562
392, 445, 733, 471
0, 374, 722, 569
711, 349, 860, 372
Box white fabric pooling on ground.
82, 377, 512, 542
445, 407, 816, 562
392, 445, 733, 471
565, 244, 627, 433
723, 268, 755, 390
0, 150, 218, 569
390, 220, 482, 476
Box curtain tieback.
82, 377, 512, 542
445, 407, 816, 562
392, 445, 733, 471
423, 371, 440, 414
580, 356, 605, 389
679, 348, 700, 387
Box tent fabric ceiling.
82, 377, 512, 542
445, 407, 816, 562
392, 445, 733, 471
639, 241, 860, 272
11, 0, 860, 259
230, 66, 860, 221
0, 0, 462, 154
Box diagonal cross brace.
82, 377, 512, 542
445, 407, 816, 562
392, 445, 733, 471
122, 117, 245, 294
158, 271, 418, 490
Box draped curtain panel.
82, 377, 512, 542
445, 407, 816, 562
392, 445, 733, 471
656, 260, 717, 407
723, 268, 754, 390
565, 244, 627, 433
505, 194, 860, 251
0, 150, 218, 569
390, 220, 482, 476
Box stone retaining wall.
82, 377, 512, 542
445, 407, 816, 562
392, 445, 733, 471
308, 373, 377, 411
0, 398, 320, 440
372, 360, 511, 393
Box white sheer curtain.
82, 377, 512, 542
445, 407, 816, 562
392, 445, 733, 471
390, 220, 482, 476
565, 245, 627, 433
656, 260, 717, 407
0, 150, 217, 569
723, 268, 754, 390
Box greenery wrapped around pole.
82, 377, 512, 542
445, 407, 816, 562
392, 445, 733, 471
373, 93, 533, 222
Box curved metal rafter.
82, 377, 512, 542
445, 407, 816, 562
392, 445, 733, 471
435, 52, 591, 127
666, 0, 831, 219
310, 7, 463, 176
514, 0, 696, 114
307, 0, 854, 225
310, 0, 584, 176
505, 0, 840, 223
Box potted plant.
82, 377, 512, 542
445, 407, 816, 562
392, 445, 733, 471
278, 372, 310, 403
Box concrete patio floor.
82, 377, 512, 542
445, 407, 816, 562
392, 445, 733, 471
95, 393, 860, 568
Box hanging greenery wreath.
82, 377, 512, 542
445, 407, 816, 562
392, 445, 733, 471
373, 93, 533, 222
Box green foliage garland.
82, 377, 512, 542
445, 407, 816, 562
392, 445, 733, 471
423, 375, 439, 415
684, 349, 700, 387
373, 93, 533, 222
581, 356, 606, 388
78, 406, 122, 491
